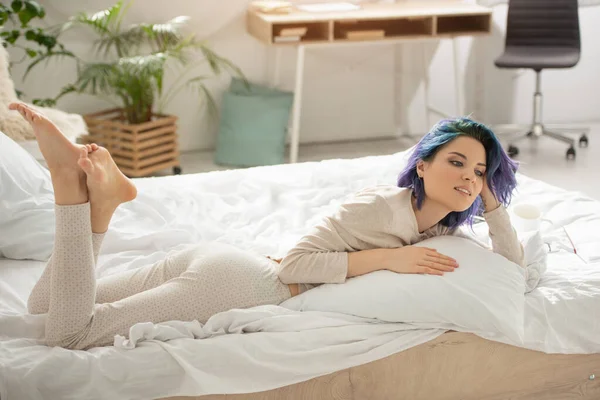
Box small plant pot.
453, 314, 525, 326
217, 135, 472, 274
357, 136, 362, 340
80, 108, 182, 177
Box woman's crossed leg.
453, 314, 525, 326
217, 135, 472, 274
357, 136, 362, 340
10, 103, 218, 349
12, 103, 293, 350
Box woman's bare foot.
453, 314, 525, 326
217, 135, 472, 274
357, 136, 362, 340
77, 146, 137, 233
9, 102, 89, 205
9, 102, 84, 172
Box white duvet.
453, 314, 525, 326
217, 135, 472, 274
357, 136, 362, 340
1, 151, 600, 400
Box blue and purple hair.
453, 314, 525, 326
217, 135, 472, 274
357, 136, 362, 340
397, 117, 518, 230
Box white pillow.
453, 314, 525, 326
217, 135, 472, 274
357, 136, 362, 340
0, 132, 55, 261
280, 235, 527, 342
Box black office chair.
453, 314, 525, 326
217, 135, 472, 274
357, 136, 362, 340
494, 0, 589, 160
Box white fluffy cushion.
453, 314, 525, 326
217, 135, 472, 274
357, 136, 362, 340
0, 44, 87, 143
281, 235, 527, 342
0, 43, 35, 142
0, 132, 55, 261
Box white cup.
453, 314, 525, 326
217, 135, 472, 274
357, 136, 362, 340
511, 203, 551, 232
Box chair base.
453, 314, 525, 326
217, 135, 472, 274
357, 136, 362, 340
491, 70, 589, 160
501, 124, 589, 160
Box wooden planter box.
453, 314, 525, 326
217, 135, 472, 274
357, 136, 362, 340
80, 108, 182, 177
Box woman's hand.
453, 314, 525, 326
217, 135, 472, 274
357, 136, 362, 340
385, 246, 458, 276
480, 176, 501, 212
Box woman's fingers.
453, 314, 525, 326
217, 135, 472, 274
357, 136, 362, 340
425, 249, 458, 265
417, 261, 455, 272
425, 256, 458, 268
425, 249, 456, 261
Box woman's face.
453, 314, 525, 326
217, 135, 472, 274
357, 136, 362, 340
417, 136, 487, 212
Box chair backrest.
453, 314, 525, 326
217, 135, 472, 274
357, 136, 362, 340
505, 0, 580, 50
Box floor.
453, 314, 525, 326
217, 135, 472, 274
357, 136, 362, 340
168, 125, 600, 201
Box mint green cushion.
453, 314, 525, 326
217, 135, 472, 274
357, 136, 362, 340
215, 85, 294, 167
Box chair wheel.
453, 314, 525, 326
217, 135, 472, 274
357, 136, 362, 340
173, 166, 182, 175
507, 145, 519, 158
566, 146, 576, 160
579, 134, 589, 148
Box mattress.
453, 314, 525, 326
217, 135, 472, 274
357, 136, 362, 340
1, 151, 599, 399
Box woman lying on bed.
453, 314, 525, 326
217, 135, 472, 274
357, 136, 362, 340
276, 116, 525, 295
10, 102, 523, 351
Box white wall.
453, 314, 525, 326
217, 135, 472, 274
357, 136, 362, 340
8, 1, 600, 152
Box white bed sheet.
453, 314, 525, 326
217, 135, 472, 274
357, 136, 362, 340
1, 151, 599, 400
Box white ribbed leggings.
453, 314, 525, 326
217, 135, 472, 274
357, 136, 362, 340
27, 203, 292, 350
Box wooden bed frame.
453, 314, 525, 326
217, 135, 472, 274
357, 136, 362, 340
163, 331, 600, 400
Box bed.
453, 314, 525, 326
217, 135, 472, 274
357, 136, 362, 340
179, 331, 600, 400
1, 149, 599, 400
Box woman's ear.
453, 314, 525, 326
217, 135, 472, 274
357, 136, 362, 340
416, 160, 426, 178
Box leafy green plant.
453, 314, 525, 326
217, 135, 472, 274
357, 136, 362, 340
55, 1, 245, 124
0, 0, 75, 106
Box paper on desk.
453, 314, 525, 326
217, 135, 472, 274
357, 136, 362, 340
297, 2, 360, 12
563, 219, 600, 263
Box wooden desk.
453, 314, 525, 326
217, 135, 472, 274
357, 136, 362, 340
247, 2, 492, 163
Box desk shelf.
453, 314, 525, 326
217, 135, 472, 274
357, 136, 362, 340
247, 2, 492, 45
272, 21, 330, 43
436, 14, 491, 35
334, 17, 434, 40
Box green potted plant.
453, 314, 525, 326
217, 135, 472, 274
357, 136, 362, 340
0, 0, 75, 106
56, 0, 245, 176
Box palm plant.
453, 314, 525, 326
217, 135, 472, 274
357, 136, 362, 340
56, 1, 244, 124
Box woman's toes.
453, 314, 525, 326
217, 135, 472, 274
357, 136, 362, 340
24, 109, 34, 122
10, 103, 39, 123
10, 103, 24, 117
78, 147, 94, 174
78, 157, 94, 175
9, 102, 24, 112
86, 144, 92, 153
16, 105, 33, 122
91, 143, 99, 151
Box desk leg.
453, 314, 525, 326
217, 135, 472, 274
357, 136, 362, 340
452, 38, 464, 116
272, 46, 282, 87
290, 45, 305, 164
422, 44, 431, 132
